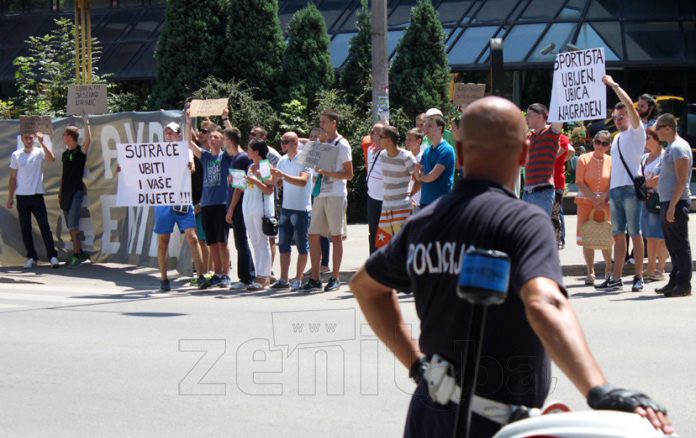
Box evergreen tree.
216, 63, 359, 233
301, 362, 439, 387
276, 3, 335, 108
339, 0, 371, 111
389, 0, 451, 121
223, 0, 284, 100
150, 0, 227, 109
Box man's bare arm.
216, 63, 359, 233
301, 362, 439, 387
350, 267, 422, 369
6, 169, 17, 209
603, 75, 640, 129
317, 161, 353, 180
82, 113, 92, 155
419, 163, 446, 183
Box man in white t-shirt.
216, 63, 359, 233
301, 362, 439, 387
365, 123, 384, 254
7, 131, 59, 268
301, 109, 354, 292
596, 75, 646, 293
269, 132, 312, 291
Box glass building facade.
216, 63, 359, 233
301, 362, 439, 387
1, 0, 695, 103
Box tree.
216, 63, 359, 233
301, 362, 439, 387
150, 0, 227, 109
276, 3, 335, 109
223, 0, 285, 100
389, 0, 452, 121
338, 0, 371, 111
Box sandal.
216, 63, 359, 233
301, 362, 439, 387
584, 274, 595, 286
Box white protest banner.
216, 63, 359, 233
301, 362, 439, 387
189, 98, 229, 117
258, 159, 271, 180
66, 84, 108, 115
19, 116, 53, 135
549, 48, 606, 123
453, 83, 486, 106
116, 142, 191, 206
296, 141, 339, 172
229, 169, 247, 189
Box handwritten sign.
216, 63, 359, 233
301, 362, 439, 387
258, 159, 272, 180
549, 48, 606, 123
66, 84, 108, 115
19, 116, 53, 135
229, 169, 247, 189
189, 98, 229, 117
453, 83, 486, 106
116, 142, 192, 206
296, 141, 339, 172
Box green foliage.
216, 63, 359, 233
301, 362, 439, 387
12, 18, 106, 116
150, 0, 228, 109
0, 100, 13, 119
108, 91, 148, 113
338, 0, 372, 112
390, 0, 453, 121
276, 3, 335, 109
223, 0, 284, 100
190, 76, 279, 145
277, 99, 310, 138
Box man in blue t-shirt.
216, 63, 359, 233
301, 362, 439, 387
186, 110, 233, 287
414, 114, 455, 207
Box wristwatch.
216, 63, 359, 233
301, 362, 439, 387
612, 83, 620, 89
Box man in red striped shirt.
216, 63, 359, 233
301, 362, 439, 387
523, 103, 564, 216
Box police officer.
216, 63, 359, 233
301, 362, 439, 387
350, 97, 673, 437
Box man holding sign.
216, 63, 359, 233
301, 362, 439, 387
7, 130, 59, 269
300, 109, 353, 293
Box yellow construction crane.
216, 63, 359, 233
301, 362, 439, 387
74, 0, 92, 84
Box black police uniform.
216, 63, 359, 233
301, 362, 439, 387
365, 178, 566, 438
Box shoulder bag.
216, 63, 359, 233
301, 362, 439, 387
641, 156, 660, 215
616, 136, 647, 201
262, 191, 278, 237
365, 148, 382, 189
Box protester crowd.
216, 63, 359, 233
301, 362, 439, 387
6, 75, 693, 297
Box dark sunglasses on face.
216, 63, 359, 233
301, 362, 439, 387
199, 129, 208, 134
249, 132, 257, 137
281, 139, 292, 144
594, 139, 610, 147
612, 115, 624, 121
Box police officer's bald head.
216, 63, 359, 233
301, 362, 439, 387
457, 97, 529, 188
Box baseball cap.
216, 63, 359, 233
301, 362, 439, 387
165, 122, 181, 133
425, 108, 443, 117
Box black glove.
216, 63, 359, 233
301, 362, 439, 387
587, 383, 667, 415
409, 355, 428, 384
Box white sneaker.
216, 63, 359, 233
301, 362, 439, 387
230, 281, 249, 290
290, 279, 302, 291
23, 258, 37, 269
50, 257, 60, 269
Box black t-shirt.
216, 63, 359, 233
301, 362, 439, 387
191, 155, 204, 206
61, 146, 86, 194
226, 151, 253, 208
365, 178, 566, 408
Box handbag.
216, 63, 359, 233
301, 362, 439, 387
641, 157, 661, 215
261, 191, 278, 236
580, 208, 614, 250
616, 137, 647, 201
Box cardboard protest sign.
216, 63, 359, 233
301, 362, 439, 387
453, 83, 486, 106
116, 142, 191, 206
189, 98, 229, 117
258, 159, 272, 180
296, 141, 339, 172
67, 84, 108, 115
549, 48, 606, 123
19, 115, 53, 135
229, 169, 247, 189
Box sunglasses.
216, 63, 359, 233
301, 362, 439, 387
612, 115, 624, 121
249, 132, 257, 137
594, 139, 610, 147
280, 139, 292, 144
199, 129, 209, 134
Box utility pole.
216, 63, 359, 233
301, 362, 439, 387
371, 0, 388, 125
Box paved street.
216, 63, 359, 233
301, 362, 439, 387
1, 220, 695, 436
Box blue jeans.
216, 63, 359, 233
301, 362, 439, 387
522, 187, 554, 216
610, 186, 642, 237
63, 190, 84, 230
278, 209, 310, 254
320, 236, 330, 267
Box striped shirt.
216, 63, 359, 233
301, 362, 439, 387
381, 149, 417, 211
524, 126, 560, 187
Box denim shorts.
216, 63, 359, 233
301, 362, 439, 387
278, 208, 310, 254
610, 185, 642, 237
641, 202, 664, 239
62, 190, 84, 230
154, 205, 196, 235
522, 186, 554, 216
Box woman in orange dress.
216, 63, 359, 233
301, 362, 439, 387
575, 130, 613, 285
